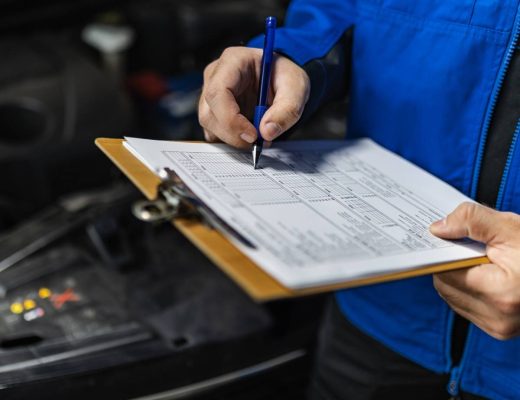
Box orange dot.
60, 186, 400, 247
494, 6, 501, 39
38, 288, 52, 299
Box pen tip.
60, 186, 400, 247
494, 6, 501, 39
252, 145, 261, 169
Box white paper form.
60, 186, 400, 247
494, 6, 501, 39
124, 137, 485, 289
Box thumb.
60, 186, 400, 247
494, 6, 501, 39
258, 55, 310, 141
430, 202, 499, 243
259, 96, 305, 141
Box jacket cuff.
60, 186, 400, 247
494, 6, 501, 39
248, 29, 352, 125
300, 29, 352, 123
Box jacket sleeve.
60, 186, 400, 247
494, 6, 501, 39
248, 0, 355, 65
249, 0, 355, 125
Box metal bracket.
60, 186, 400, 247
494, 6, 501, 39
131, 168, 255, 248
131, 168, 195, 223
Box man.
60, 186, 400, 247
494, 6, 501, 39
198, 1, 520, 398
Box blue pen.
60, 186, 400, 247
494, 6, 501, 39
252, 16, 277, 169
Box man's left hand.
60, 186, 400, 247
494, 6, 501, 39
430, 202, 520, 340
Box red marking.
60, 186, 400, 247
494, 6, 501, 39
50, 288, 79, 310
127, 72, 167, 101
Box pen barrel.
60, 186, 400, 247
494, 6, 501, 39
254, 105, 267, 143
257, 17, 276, 106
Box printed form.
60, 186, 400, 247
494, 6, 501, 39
124, 137, 485, 289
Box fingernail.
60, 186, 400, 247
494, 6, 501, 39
263, 122, 281, 140
240, 132, 256, 144
430, 218, 447, 232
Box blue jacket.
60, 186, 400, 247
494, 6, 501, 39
250, 1, 520, 398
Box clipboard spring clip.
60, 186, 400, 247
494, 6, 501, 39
131, 168, 201, 223
131, 168, 256, 248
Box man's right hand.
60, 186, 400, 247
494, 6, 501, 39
198, 47, 310, 149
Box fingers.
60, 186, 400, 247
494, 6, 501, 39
434, 262, 520, 340
203, 128, 218, 143
199, 92, 254, 149
433, 274, 480, 314
259, 56, 310, 141
431, 204, 520, 340
204, 88, 257, 146
435, 263, 513, 311
433, 264, 493, 297
433, 272, 520, 340
433, 273, 496, 337
199, 48, 258, 149
429, 202, 501, 243
198, 47, 310, 148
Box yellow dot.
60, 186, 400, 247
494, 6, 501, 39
10, 303, 23, 314
23, 299, 36, 310
38, 288, 52, 299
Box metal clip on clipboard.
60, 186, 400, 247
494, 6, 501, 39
132, 168, 255, 249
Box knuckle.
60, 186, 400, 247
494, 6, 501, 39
285, 103, 303, 122
303, 71, 311, 88
458, 202, 477, 220
298, 69, 311, 90
203, 61, 216, 80
494, 294, 520, 316
203, 130, 216, 142
491, 320, 520, 340
204, 87, 219, 104
221, 46, 256, 68
432, 278, 450, 301
198, 110, 209, 127
456, 202, 488, 238
221, 46, 240, 58
433, 284, 444, 299
301, 75, 311, 102
432, 275, 441, 290
502, 211, 520, 228
221, 47, 232, 57
486, 246, 500, 261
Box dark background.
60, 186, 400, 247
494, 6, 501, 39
0, 1, 346, 399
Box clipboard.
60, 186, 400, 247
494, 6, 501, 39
95, 138, 489, 302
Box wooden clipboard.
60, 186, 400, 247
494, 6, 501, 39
95, 138, 489, 302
